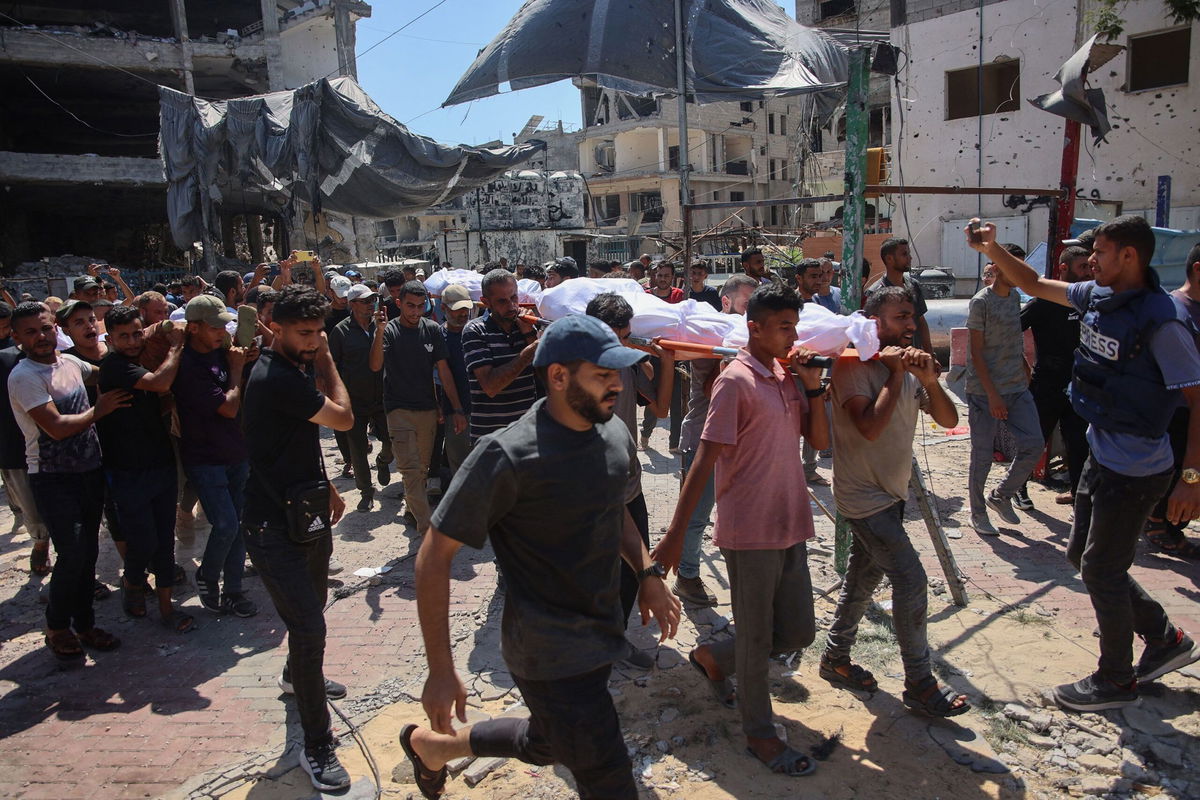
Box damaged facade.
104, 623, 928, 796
0, 0, 371, 272
889, 0, 1199, 292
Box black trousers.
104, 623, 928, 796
243, 523, 334, 747
1067, 457, 1174, 685
1029, 376, 1088, 493
469, 665, 637, 800
30, 469, 104, 632
342, 404, 392, 495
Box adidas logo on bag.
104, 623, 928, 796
307, 516, 327, 533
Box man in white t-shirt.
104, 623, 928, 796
7, 302, 130, 661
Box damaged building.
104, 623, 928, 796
0, 0, 371, 274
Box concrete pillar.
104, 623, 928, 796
260, 0, 285, 91
333, 1, 357, 79
169, 0, 195, 95
247, 215, 265, 263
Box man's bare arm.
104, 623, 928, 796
416, 528, 468, 733
473, 343, 537, 398
967, 220, 1071, 306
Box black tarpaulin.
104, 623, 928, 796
443, 0, 847, 112
1030, 34, 1124, 145
159, 77, 543, 249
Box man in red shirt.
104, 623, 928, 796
645, 263, 684, 304
654, 282, 828, 778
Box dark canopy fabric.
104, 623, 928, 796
159, 77, 543, 249
444, 0, 847, 111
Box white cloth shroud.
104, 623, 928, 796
424, 269, 544, 305
535, 278, 879, 359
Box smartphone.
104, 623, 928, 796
294, 250, 315, 262
235, 306, 258, 347
373, 295, 380, 316
967, 220, 982, 245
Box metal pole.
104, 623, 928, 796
674, 0, 691, 267
1045, 119, 1081, 277
833, 46, 870, 576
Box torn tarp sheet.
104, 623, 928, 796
159, 76, 543, 250
1029, 34, 1123, 145
444, 0, 847, 117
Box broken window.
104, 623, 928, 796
730, 191, 746, 203
768, 114, 776, 135
779, 162, 788, 182
779, 115, 787, 136
595, 195, 621, 225
769, 159, 778, 179
819, 0, 856, 20
740, 101, 753, 112
669, 145, 680, 171
632, 192, 664, 223
1127, 27, 1190, 92
945, 58, 1021, 120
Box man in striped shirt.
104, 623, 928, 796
462, 270, 539, 442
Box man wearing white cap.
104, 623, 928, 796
325, 275, 352, 335
438, 285, 475, 480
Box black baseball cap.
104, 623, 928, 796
533, 314, 646, 369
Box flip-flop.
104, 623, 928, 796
399, 723, 447, 800
749, 744, 817, 777
902, 678, 970, 718
161, 610, 196, 634
689, 650, 737, 709
819, 658, 878, 693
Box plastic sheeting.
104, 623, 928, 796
534, 278, 879, 359
159, 77, 544, 250
444, 0, 847, 116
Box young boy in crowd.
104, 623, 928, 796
654, 283, 827, 778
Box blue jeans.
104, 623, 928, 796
679, 449, 714, 580
29, 469, 104, 632
966, 390, 1043, 516
108, 467, 178, 588
825, 501, 932, 682
186, 461, 249, 593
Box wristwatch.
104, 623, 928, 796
636, 562, 667, 581
1181, 468, 1200, 485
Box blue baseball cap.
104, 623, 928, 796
533, 314, 646, 370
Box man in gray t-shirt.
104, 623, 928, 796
823, 286, 967, 715
965, 269, 1044, 534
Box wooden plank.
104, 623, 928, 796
909, 456, 969, 606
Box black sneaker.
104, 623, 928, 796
1136, 628, 1200, 682
1013, 485, 1034, 511
356, 490, 374, 513
220, 592, 258, 618
195, 569, 222, 613
279, 670, 348, 700
376, 459, 391, 487
1053, 672, 1138, 711
299, 740, 351, 791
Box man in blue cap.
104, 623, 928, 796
398, 314, 681, 800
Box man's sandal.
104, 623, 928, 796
45, 629, 84, 661
76, 627, 120, 651
903, 677, 970, 717
1143, 519, 1200, 559
689, 650, 737, 709
819, 657, 878, 692
121, 581, 147, 618
29, 547, 51, 576
161, 610, 195, 634
748, 745, 817, 777
399, 724, 447, 800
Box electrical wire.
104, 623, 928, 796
328, 700, 383, 800
327, 0, 453, 81
21, 72, 159, 137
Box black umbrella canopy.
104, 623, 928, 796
444, 0, 848, 107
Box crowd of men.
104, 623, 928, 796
4, 220, 1200, 793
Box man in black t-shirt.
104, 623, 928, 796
97, 306, 193, 632
241, 285, 355, 792
687, 260, 721, 311
1020, 245, 1092, 504
369, 280, 465, 534
398, 314, 680, 800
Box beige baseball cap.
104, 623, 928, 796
185, 295, 236, 328
441, 284, 474, 311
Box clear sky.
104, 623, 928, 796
353, 0, 792, 149
354, 1, 582, 148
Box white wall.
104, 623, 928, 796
278, 16, 342, 89
892, 4, 1200, 276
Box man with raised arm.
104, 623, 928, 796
966, 215, 1200, 711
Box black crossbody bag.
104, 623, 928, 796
258, 426, 331, 545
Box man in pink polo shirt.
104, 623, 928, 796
654, 282, 828, 778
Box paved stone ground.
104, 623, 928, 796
0, 394, 1197, 799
